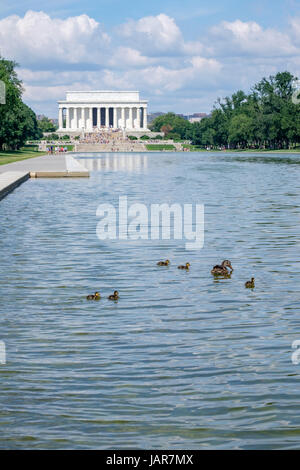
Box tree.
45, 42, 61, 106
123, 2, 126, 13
251, 71, 300, 148
228, 114, 253, 148
151, 112, 192, 139
38, 116, 57, 133
0, 56, 41, 150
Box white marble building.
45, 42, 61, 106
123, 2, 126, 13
58, 91, 148, 132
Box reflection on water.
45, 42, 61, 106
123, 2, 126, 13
222, 153, 300, 165
77, 153, 148, 173
1, 151, 300, 450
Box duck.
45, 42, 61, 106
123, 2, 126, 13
86, 292, 101, 300
245, 278, 255, 289
157, 260, 170, 266
211, 260, 233, 276
178, 262, 190, 270
108, 290, 119, 301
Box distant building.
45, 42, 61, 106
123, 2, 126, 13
148, 111, 210, 125
148, 112, 164, 123
58, 90, 149, 132
36, 115, 58, 126
188, 113, 209, 123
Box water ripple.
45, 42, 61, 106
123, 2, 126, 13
0, 152, 300, 449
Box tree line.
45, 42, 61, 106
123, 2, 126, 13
0, 57, 55, 151
150, 71, 300, 150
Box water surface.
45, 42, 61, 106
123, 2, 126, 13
0, 152, 300, 449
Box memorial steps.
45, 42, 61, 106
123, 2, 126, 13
75, 142, 147, 153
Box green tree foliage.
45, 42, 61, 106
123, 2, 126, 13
151, 112, 192, 140
151, 72, 300, 149
37, 116, 57, 133
0, 56, 42, 150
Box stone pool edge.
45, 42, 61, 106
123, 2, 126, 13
0, 154, 89, 200
0, 171, 30, 201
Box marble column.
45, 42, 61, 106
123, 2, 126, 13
74, 107, 78, 130
105, 107, 109, 128
129, 107, 133, 129
81, 107, 85, 130
59, 107, 63, 129
136, 108, 140, 129
143, 107, 148, 130
121, 108, 125, 129
89, 107, 93, 130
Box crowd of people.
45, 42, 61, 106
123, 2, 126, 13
46, 145, 68, 154
79, 129, 126, 145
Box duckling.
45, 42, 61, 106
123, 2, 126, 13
108, 290, 119, 301
178, 262, 190, 270
157, 259, 170, 266
245, 278, 255, 289
86, 291, 101, 300
211, 260, 233, 276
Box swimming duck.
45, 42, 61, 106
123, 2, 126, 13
211, 260, 233, 276
157, 260, 170, 266
245, 278, 255, 288
108, 290, 119, 301
178, 262, 190, 270
86, 292, 101, 300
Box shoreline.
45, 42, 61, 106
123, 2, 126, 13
0, 153, 89, 199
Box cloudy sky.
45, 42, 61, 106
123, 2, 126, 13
0, 0, 299, 117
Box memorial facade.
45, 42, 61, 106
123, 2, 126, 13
58, 91, 148, 132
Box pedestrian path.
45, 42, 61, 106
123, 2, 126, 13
0, 153, 89, 177
0, 153, 89, 200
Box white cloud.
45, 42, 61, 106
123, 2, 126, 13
0, 10, 110, 67
1, 11, 299, 116
118, 13, 211, 59
290, 17, 300, 45
210, 19, 298, 57
119, 13, 182, 54
107, 47, 151, 68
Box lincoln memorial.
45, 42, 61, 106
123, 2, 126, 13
58, 91, 148, 133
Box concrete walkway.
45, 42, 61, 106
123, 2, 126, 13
0, 153, 89, 200
0, 153, 89, 177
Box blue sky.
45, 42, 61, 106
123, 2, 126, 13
0, 0, 299, 116
1, 0, 298, 30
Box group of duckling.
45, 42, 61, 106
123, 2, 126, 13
86, 259, 255, 300
157, 260, 191, 270
86, 290, 119, 301
158, 258, 255, 289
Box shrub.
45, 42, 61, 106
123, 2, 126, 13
146, 144, 175, 151
166, 132, 181, 141
128, 135, 138, 140
140, 135, 150, 140
47, 133, 59, 140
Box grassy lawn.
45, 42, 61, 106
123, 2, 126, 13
146, 144, 176, 151
63, 145, 74, 152
183, 144, 207, 151
0, 147, 47, 166
182, 144, 300, 153
229, 147, 300, 153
